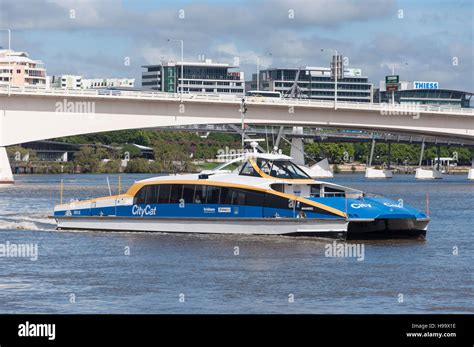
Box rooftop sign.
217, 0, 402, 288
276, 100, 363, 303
385, 75, 399, 84
385, 75, 399, 91
414, 81, 439, 89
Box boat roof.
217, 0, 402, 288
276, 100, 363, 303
138, 172, 281, 187
137, 152, 312, 186
134, 151, 360, 194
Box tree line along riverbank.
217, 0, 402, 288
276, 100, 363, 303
7, 129, 474, 174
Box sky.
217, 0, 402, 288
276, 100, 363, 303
0, 0, 472, 91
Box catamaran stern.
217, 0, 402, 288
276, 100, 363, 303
347, 217, 429, 240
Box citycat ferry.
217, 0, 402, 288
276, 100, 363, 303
53, 146, 430, 240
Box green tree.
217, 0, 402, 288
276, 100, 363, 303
121, 144, 143, 159
305, 142, 354, 163
99, 160, 122, 173
7, 145, 37, 161
73, 146, 100, 173
125, 158, 150, 173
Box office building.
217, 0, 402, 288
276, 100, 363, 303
142, 59, 244, 95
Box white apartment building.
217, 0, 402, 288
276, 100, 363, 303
82, 78, 135, 89
49, 75, 82, 89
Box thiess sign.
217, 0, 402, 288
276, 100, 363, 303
414, 81, 439, 89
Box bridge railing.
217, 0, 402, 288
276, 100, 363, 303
0, 84, 472, 115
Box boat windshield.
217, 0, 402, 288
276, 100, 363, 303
240, 159, 311, 179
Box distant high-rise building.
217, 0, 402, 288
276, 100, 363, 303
0, 49, 47, 87
247, 56, 373, 102
142, 59, 244, 95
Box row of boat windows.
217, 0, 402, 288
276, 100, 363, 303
133, 184, 310, 210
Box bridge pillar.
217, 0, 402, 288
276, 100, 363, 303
290, 136, 305, 166
415, 167, 443, 179
468, 158, 474, 180
289, 129, 333, 178
0, 147, 14, 184
365, 137, 392, 178
415, 139, 442, 179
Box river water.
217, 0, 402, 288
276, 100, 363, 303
0, 173, 472, 313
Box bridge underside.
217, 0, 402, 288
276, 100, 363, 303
168, 124, 474, 147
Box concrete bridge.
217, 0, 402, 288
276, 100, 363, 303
1, 86, 473, 182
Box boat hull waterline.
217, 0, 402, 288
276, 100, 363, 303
55, 216, 349, 239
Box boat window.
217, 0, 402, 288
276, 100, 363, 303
258, 159, 310, 179
264, 193, 292, 209
220, 187, 232, 205
194, 185, 206, 204
157, 184, 171, 203
134, 185, 160, 204
146, 185, 159, 204
206, 186, 221, 204
323, 186, 345, 197
270, 184, 285, 193
245, 189, 265, 206
239, 161, 260, 177
170, 184, 183, 203
219, 188, 245, 205
310, 185, 321, 198
134, 187, 147, 205
182, 185, 195, 203
232, 189, 246, 206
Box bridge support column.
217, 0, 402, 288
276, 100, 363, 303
288, 128, 333, 178
0, 147, 14, 184
468, 158, 474, 180
415, 139, 442, 179
365, 136, 392, 178
290, 127, 305, 166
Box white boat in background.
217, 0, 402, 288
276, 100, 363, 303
300, 158, 333, 178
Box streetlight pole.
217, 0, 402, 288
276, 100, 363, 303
168, 38, 184, 100
321, 48, 338, 110
0, 29, 11, 96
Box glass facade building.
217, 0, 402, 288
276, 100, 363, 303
247, 63, 373, 102
142, 60, 244, 95
376, 81, 472, 108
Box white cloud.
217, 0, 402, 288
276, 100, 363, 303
0, 0, 471, 91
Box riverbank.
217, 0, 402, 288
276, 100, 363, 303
10, 162, 472, 177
